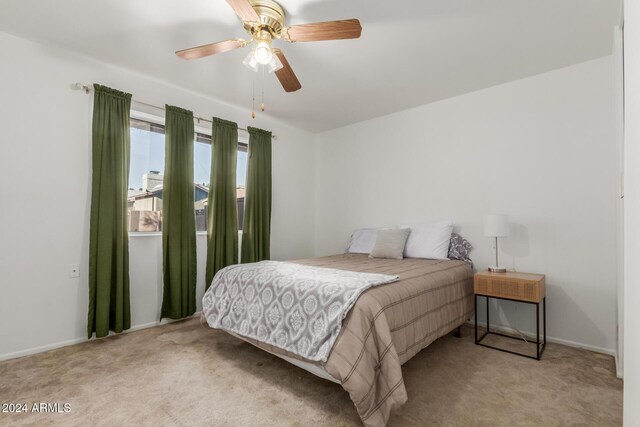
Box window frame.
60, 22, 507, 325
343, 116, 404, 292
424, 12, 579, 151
128, 111, 248, 237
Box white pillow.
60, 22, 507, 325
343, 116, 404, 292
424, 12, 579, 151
401, 221, 454, 260
346, 229, 378, 254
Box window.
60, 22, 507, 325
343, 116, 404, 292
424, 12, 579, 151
127, 117, 248, 233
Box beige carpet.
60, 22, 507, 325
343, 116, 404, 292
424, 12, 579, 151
0, 319, 622, 426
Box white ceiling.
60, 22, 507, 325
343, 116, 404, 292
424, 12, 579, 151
0, 0, 621, 132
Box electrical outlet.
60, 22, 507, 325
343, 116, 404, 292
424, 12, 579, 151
69, 264, 80, 278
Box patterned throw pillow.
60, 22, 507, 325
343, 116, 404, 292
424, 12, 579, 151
448, 233, 473, 267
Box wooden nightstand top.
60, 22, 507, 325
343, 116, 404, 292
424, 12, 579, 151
475, 270, 545, 282
474, 270, 545, 303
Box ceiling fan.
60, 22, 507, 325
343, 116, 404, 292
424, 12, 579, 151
176, 0, 362, 93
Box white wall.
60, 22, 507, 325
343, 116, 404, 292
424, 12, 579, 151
0, 32, 316, 360
613, 25, 625, 378
624, 0, 640, 423
315, 56, 618, 353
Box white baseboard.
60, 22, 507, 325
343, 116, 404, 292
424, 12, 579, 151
614, 353, 623, 379
0, 312, 202, 363
0, 336, 90, 363
469, 320, 616, 357
2, 315, 617, 367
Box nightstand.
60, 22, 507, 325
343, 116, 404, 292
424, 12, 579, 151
474, 270, 546, 360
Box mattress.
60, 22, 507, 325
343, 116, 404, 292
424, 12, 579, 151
227, 331, 341, 383
219, 253, 473, 426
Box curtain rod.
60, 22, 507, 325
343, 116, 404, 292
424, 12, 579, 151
71, 83, 277, 140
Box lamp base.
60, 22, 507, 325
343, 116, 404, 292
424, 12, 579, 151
488, 266, 507, 273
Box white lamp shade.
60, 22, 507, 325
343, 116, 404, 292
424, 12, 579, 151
484, 214, 510, 237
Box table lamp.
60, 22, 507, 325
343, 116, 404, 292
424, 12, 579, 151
484, 214, 509, 273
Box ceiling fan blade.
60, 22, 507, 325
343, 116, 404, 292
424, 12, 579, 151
226, 0, 259, 22
282, 19, 362, 42
272, 49, 301, 93
176, 39, 247, 60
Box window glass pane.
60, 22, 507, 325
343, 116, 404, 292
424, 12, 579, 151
237, 150, 248, 187
127, 117, 248, 233
193, 139, 248, 231
237, 146, 248, 231
194, 139, 210, 232
128, 122, 165, 232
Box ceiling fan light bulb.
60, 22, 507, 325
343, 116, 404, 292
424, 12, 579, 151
255, 41, 273, 65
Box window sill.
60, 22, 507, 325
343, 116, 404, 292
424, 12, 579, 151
129, 231, 241, 237
129, 232, 162, 237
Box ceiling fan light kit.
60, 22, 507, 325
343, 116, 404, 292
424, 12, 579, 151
176, 0, 362, 116
242, 49, 283, 73
268, 54, 283, 73
242, 49, 259, 72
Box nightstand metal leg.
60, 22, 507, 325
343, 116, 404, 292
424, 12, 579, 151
541, 297, 546, 358
544, 297, 546, 346
474, 295, 478, 344
536, 301, 540, 360
486, 295, 490, 333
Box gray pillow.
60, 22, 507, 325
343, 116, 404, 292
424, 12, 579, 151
369, 228, 411, 260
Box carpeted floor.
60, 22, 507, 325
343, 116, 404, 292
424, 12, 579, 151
0, 319, 622, 426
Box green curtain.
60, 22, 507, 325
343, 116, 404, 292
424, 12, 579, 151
88, 84, 132, 338
241, 127, 272, 264
160, 106, 197, 320
205, 117, 238, 289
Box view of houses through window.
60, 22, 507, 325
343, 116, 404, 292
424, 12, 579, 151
128, 117, 248, 232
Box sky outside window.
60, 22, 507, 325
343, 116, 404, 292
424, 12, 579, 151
129, 127, 248, 190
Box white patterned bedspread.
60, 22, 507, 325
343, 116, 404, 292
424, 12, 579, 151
202, 261, 399, 362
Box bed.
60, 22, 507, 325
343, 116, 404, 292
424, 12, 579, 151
202, 253, 474, 426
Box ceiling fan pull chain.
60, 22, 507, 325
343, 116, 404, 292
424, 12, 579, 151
261, 65, 266, 112
251, 71, 256, 119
